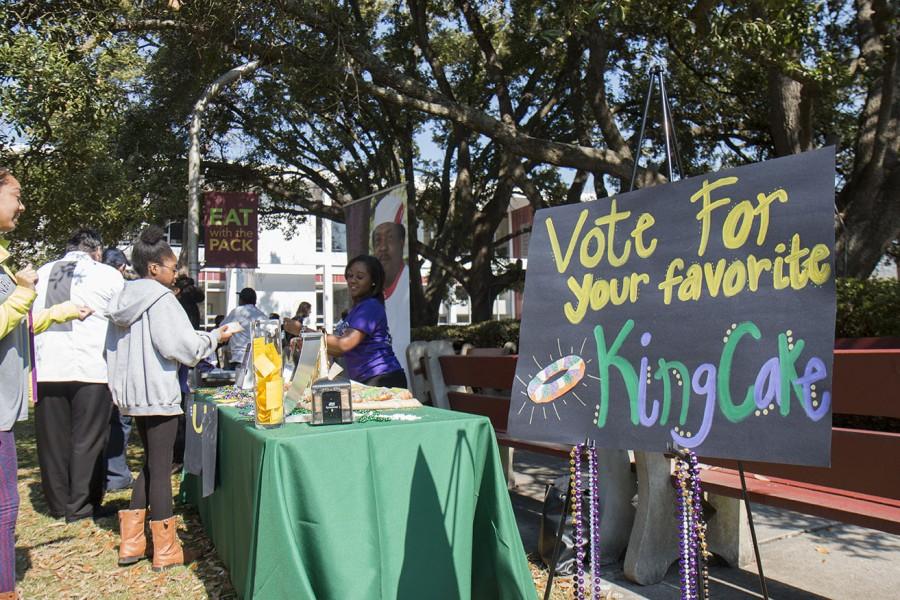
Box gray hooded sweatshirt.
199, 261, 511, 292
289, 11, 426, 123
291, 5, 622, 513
106, 279, 220, 417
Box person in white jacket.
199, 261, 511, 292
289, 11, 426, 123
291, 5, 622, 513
34, 228, 124, 523
105, 226, 235, 571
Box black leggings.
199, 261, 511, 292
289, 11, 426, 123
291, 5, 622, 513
129, 415, 179, 521
363, 370, 408, 388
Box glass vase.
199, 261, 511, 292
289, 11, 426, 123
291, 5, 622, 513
252, 318, 284, 429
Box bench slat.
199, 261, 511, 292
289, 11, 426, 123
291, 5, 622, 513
701, 466, 900, 535
756, 475, 900, 509
832, 350, 900, 418
702, 428, 900, 501
834, 337, 900, 350
439, 355, 518, 389
446, 391, 510, 432
496, 434, 572, 458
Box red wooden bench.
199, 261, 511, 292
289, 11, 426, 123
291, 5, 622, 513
438, 354, 572, 458
699, 339, 900, 534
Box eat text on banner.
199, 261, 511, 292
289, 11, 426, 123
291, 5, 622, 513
203, 191, 259, 268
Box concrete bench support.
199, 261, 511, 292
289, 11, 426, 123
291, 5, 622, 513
596, 448, 637, 564
421, 340, 456, 410
624, 451, 678, 584
623, 453, 754, 581
706, 493, 753, 567
405, 340, 431, 404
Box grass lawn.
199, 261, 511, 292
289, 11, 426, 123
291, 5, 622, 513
12, 406, 573, 599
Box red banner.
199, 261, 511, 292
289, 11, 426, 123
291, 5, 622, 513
203, 192, 258, 268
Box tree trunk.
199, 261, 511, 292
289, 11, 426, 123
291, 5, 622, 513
767, 68, 811, 156
466, 213, 499, 323
404, 161, 432, 328
834, 0, 900, 276
836, 165, 900, 276
469, 286, 494, 322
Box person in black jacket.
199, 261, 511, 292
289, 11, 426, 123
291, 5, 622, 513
172, 275, 205, 469
173, 275, 204, 330
102, 248, 134, 492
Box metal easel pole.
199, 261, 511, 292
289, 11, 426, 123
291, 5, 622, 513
658, 73, 683, 180
628, 66, 660, 192
543, 474, 573, 600
738, 461, 770, 600
628, 65, 683, 194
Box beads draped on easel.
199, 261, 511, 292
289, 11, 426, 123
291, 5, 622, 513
569, 443, 602, 599
674, 449, 711, 600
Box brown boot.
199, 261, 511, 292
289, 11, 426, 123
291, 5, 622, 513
117, 509, 148, 566
0, 591, 17, 600
150, 517, 193, 571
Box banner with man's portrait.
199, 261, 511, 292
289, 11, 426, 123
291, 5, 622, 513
344, 184, 411, 380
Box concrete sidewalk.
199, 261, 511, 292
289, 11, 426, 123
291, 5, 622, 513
510, 450, 900, 599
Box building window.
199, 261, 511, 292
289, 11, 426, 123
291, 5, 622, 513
315, 218, 324, 252
316, 217, 347, 253
166, 221, 206, 248
332, 221, 347, 253
166, 221, 184, 246
510, 207, 533, 258
315, 289, 324, 327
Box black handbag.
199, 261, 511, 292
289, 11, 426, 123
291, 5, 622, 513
538, 473, 592, 575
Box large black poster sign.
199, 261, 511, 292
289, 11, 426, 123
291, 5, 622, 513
508, 149, 836, 466
185, 396, 218, 497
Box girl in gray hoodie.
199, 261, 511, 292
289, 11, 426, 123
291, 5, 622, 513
105, 226, 234, 571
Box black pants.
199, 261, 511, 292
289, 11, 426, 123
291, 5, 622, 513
129, 415, 179, 521
363, 370, 408, 388
172, 392, 188, 467
35, 382, 113, 520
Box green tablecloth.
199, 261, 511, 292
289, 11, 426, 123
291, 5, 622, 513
185, 403, 536, 600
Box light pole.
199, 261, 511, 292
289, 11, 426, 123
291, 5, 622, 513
186, 60, 262, 282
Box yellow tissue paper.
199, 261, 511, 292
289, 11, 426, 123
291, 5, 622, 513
265, 379, 283, 411
253, 336, 284, 424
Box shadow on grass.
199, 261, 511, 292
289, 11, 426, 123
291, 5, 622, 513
14, 535, 72, 583
25, 480, 57, 519
26, 480, 131, 533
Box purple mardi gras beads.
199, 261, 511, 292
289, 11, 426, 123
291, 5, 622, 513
570, 443, 605, 599
587, 444, 601, 597
675, 449, 710, 600
689, 451, 711, 599
675, 453, 694, 599
570, 443, 586, 600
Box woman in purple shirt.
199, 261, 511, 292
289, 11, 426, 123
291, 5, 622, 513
323, 255, 406, 388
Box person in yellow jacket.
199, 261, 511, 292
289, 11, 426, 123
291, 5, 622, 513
0, 168, 92, 599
